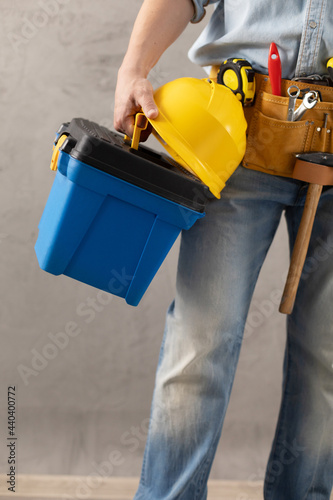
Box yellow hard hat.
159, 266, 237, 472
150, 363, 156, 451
148, 77, 247, 198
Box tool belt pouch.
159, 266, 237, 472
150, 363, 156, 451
242, 74, 333, 177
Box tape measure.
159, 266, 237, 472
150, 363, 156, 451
217, 58, 256, 106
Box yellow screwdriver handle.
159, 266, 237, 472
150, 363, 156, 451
327, 57, 333, 81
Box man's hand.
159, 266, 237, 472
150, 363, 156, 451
113, 0, 193, 141
114, 68, 158, 141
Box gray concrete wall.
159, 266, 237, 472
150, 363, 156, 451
0, 0, 290, 485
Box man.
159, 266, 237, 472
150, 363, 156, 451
114, 1, 333, 498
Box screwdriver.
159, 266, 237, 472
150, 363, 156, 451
268, 43, 282, 96
327, 57, 333, 84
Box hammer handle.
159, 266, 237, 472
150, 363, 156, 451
279, 183, 323, 315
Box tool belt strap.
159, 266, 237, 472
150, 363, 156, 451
210, 67, 333, 178
293, 159, 333, 185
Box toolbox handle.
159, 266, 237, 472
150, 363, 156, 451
50, 134, 68, 171
124, 112, 149, 150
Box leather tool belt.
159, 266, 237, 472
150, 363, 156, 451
210, 67, 333, 178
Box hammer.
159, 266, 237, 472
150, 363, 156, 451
279, 152, 333, 314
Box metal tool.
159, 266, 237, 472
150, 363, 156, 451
217, 58, 256, 106
286, 85, 300, 121
323, 113, 329, 129
292, 91, 319, 121
294, 74, 332, 87
268, 42, 282, 96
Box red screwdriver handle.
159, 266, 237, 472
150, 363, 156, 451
268, 42, 282, 96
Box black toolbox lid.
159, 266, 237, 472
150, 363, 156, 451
56, 118, 212, 213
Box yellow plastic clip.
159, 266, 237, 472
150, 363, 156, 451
50, 134, 68, 171
123, 112, 148, 150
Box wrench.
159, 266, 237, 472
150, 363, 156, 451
292, 91, 319, 121
287, 85, 300, 121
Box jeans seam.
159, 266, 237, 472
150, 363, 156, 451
301, 420, 326, 500
191, 332, 253, 498
264, 332, 292, 500
193, 450, 214, 500
192, 361, 244, 499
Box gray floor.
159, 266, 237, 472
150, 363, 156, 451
0, 474, 264, 499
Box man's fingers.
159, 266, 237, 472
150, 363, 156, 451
143, 102, 159, 120
114, 76, 158, 139
139, 88, 159, 120
114, 112, 135, 136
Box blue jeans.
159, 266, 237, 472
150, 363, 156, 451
134, 166, 333, 500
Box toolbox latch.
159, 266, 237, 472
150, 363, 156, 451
50, 134, 68, 171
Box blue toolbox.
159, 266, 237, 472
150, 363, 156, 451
35, 118, 210, 306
